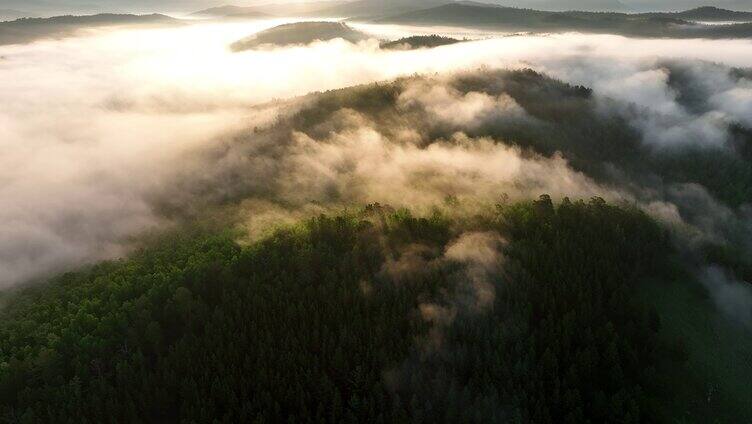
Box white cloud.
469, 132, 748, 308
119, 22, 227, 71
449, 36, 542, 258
2, 20, 752, 286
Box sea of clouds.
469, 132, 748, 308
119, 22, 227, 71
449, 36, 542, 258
1, 18, 752, 306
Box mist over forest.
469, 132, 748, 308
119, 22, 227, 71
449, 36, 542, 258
0, 0, 751, 422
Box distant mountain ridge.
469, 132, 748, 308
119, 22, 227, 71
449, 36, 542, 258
626, 0, 752, 13
193, 0, 452, 20
307, 0, 451, 18
192, 2, 752, 21
377, 3, 752, 38
0, 13, 178, 46
645, 6, 752, 21
190, 5, 270, 18
501, 0, 630, 12
191, 1, 350, 18
230, 21, 370, 50
0, 9, 34, 21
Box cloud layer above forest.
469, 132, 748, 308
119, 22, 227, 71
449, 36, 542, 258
1, 19, 752, 289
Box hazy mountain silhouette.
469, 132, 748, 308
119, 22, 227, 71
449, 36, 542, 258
378, 3, 752, 37
644, 5, 752, 20
500, 0, 631, 12
230, 21, 370, 50
0, 13, 179, 46
0, 9, 35, 21
303, 0, 452, 18
191, 1, 351, 17
190, 5, 271, 18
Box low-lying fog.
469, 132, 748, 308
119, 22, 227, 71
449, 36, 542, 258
2, 18, 752, 287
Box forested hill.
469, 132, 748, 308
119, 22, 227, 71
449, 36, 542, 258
507, 0, 630, 12
379, 34, 463, 49
305, 0, 450, 19
0, 9, 32, 21
0, 63, 752, 423
0, 14, 179, 46
0, 198, 688, 422
376, 3, 752, 38
192, 0, 449, 20
0, 65, 750, 421
191, 1, 350, 18
643, 6, 752, 22
231, 21, 370, 51
191, 5, 270, 18
190, 6, 270, 19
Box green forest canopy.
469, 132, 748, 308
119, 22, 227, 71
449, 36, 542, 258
0, 197, 748, 422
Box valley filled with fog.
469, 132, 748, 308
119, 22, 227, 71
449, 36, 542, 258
1, 6, 751, 422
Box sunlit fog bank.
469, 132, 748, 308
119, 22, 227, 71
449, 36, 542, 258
2, 18, 752, 286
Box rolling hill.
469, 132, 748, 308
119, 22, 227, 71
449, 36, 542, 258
230, 21, 370, 51
306, 0, 452, 19
504, 0, 631, 12
0, 13, 179, 46
191, 1, 350, 18
380, 34, 464, 49
645, 6, 752, 21
1, 66, 750, 422
0, 9, 34, 21
189, 5, 270, 19
376, 3, 752, 38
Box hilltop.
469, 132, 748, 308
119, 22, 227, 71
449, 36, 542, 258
191, 1, 350, 18
643, 6, 752, 21
380, 34, 464, 49
376, 3, 752, 38
190, 5, 270, 19
0, 9, 33, 21
231, 21, 370, 51
306, 0, 450, 19
0, 13, 179, 46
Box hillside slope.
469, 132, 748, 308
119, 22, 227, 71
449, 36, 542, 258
637, 6, 752, 21
0, 13, 178, 46
377, 3, 752, 38
0, 65, 750, 422
0, 9, 33, 21
505, 0, 630, 12
231, 21, 370, 50
379, 34, 463, 49
0, 198, 690, 422
308, 0, 451, 18
193, 1, 350, 17
189, 5, 270, 18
